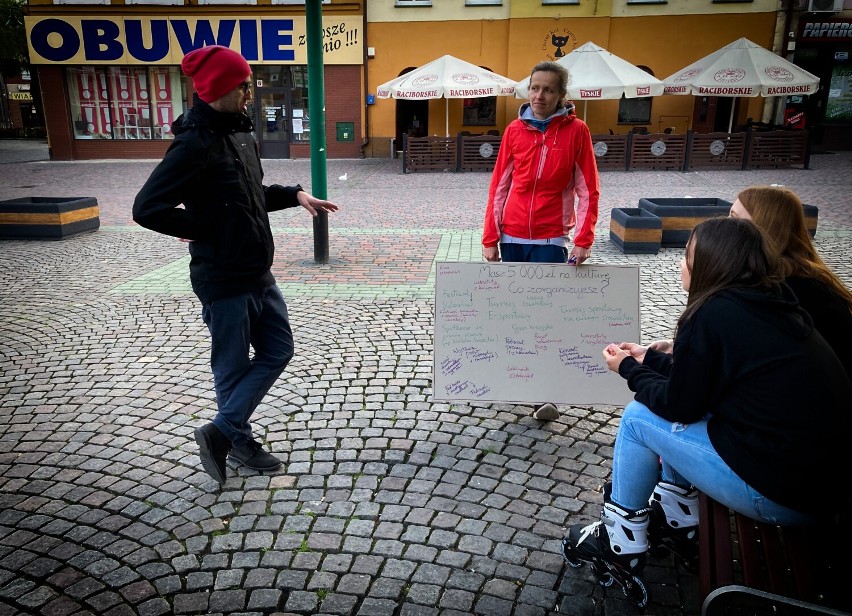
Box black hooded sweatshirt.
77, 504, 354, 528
618, 285, 851, 515
133, 102, 303, 304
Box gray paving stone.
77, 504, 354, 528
2, 152, 847, 616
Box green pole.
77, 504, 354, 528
306, 0, 329, 264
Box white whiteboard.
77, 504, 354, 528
433, 262, 640, 406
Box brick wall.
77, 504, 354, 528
323, 65, 363, 159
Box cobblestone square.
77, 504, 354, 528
1, 140, 850, 615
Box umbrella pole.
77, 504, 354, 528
445, 98, 449, 138
584, 100, 588, 123
728, 99, 735, 133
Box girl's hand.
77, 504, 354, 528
649, 339, 674, 354
603, 343, 631, 373
619, 342, 649, 364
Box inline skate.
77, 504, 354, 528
648, 481, 699, 571
562, 494, 651, 608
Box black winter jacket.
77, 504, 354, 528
133, 102, 303, 303
618, 285, 851, 515
786, 275, 852, 381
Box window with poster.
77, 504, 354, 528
290, 66, 310, 142
825, 64, 852, 124
66, 66, 186, 140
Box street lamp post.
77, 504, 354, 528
306, 0, 329, 264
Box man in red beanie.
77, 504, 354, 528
133, 45, 339, 487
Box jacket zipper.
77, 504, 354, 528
529, 129, 544, 240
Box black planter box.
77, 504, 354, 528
803, 204, 818, 238
638, 197, 732, 247
0, 197, 100, 240
610, 208, 662, 254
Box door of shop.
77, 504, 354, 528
253, 88, 291, 158
692, 96, 739, 133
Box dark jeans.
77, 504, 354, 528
201, 285, 294, 447
499, 242, 568, 263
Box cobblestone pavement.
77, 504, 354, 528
1, 139, 850, 616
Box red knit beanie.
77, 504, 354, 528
181, 45, 251, 103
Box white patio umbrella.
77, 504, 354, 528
376, 55, 517, 137
514, 41, 665, 121
662, 37, 820, 132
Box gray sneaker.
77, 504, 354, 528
228, 440, 282, 471
533, 403, 559, 421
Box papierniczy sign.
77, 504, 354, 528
800, 20, 852, 42
25, 16, 363, 65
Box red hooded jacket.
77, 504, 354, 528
483, 104, 600, 249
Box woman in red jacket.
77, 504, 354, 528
482, 61, 601, 420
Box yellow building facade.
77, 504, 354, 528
364, 0, 780, 157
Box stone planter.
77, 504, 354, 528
0, 197, 99, 240
638, 197, 732, 247
609, 208, 663, 254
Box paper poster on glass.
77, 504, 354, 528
825, 65, 852, 123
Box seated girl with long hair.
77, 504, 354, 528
561, 217, 850, 605
730, 185, 852, 379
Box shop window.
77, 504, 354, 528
67, 66, 186, 140
826, 65, 852, 124
462, 65, 498, 127
463, 97, 497, 126
290, 66, 310, 142
618, 65, 654, 125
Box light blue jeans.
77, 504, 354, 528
201, 285, 294, 448
611, 401, 815, 526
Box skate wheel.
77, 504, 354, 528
598, 572, 614, 587
622, 574, 648, 608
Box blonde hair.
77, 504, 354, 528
737, 186, 852, 311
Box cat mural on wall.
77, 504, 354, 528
552, 34, 571, 58
542, 28, 578, 61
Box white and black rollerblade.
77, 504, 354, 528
648, 481, 699, 571
562, 495, 651, 608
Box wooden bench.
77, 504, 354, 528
698, 494, 851, 616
